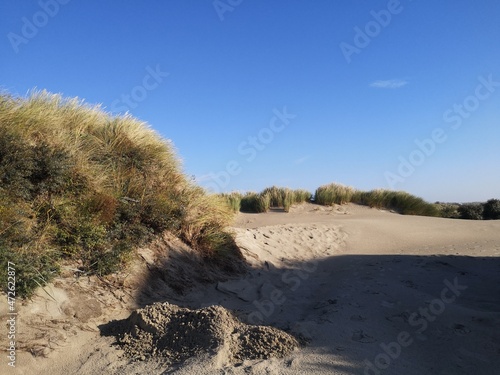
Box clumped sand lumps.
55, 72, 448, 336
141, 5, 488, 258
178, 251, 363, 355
115, 302, 298, 363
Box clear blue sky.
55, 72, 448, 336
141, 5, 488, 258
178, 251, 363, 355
1, 1, 499, 202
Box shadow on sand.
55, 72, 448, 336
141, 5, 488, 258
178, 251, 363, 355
101, 246, 500, 375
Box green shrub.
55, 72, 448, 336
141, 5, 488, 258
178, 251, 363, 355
458, 203, 484, 220
482, 199, 500, 220
436, 203, 460, 218
30, 143, 74, 198
0, 243, 60, 297
0, 130, 35, 199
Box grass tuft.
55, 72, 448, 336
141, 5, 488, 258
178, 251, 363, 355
238, 187, 311, 213
219, 192, 242, 213
315, 183, 355, 205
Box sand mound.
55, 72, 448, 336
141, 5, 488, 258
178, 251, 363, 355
113, 302, 298, 364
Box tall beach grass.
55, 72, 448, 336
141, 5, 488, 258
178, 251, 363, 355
315, 183, 439, 217
238, 187, 311, 213
0, 91, 239, 297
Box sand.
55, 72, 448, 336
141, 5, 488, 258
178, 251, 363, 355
2, 203, 500, 374
103, 302, 298, 364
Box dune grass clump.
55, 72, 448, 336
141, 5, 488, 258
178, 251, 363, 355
240, 192, 270, 213
219, 192, 242, 213
315, 183, 356, 205
239, 187, 311, 213
353, 189, 439, 216
314, 183, 439, 217
293, 189, 313, 204
0, 91, 238, 297
262, 186, 295, 212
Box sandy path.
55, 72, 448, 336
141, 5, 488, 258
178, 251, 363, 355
4, 203, 500, 374
172, 204, 500, 374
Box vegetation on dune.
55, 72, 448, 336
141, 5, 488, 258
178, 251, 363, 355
457, 203, 484, 220
240, 192, 270, 213
483, 199, 500, 220
353, 189, 439, 216
436, 199, 500, 220
219, 192, 242, 213
315, 183, 500, 220
236, 187, 312, 213
0, 91, 239, 297
315, 183, 439, 217
435, 203, 460, 219
314, 183, 356, 206
455, 200, 500, 220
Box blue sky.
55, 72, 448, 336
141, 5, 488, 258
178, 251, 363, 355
1, 1, 499, 202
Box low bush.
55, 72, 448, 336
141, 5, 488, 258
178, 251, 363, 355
458, 203, 484, 220
483, 199, 500, 220
436, 203, 461, 219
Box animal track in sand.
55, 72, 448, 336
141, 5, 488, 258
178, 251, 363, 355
233, 224, 347, 266
351, 330, 376, 343
453, 323, 471, 335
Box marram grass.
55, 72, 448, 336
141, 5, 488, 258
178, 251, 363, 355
0, 91, 239, 297
238, 187, 312, 213
315, 183, 439, 217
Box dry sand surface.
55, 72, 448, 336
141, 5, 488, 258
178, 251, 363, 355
2, 203, 500, 374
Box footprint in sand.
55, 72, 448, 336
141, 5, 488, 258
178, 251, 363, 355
350, 314, 367, 322
352, 330, 376, 343
453, 323, 471, 335
386, 312, 410, 323
401, 279, 417, 289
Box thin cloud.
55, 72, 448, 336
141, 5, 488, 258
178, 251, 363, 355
295, 155, 311, 164
370, 79, 408, 89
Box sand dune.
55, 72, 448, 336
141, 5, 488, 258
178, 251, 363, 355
3, 203, 500, 374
